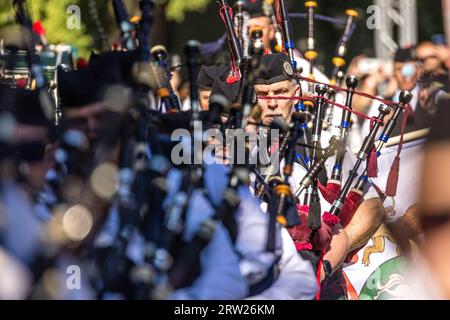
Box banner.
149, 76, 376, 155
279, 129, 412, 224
342, 138, 425, 300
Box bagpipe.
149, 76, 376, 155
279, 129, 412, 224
304, 1, 318, 94
324, 9, 359, 130
15, 0, 199, 299
93, 0, 208, 299
150, 45, 181, 111
217, 0, 243, 82
275, 84, 414, 260
228, 0, 416, 285
233, 1, 250, 58
1, 1, 74, 129
90, 0, 258, 299
265, 0, 284, 53
7, 1, 56, 123
262, 72, 414, 236
112, 0, 137, 51
253, 79, 414, 295
114, 0, 415, 299
5, 0, 418, 300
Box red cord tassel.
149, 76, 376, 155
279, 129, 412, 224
76, 58, 88, 70
15, 78, 27, 88
385, 106, 409, 197
322, 212, 340, 227
32, 21, 45, 36
318, 181, 341, 205
385, 156, 400, 197
226, 74, 239, 84
367, 147, 378, 178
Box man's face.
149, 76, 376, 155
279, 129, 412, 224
199, 89, 211, 111
12, 123, 55, 191
255, 80, 299, 126
24, 143, 56, 191
247, 16, 274, 50
63, 101, 107, 144
394, 61, 422, 91
12, 123, 49, 145
170, 70, 181, 95
417, 45, 442, 74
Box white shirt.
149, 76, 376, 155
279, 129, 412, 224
245, 228, 318, 300
0, 181, 45, 264
162, 169, 248, 300
204, 163, 317, 300
94, 167, 247, 300
0, 246, 32, 299
295, 56, 330, 95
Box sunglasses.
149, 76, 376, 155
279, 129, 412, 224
418, 55, 439, 63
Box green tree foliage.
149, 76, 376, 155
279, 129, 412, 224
163, 0, 212, 22
0, 0, 445, 62
0, 1, 17, 27
0, 0, 214, 58
0, 0, 93, 58
31, 0, 92, 58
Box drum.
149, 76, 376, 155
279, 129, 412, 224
39, 45, 74, 84
0, 49, 30, 87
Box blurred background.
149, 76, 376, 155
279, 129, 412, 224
0, 0, 446, 73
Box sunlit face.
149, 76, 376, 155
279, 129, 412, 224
199, 89, 211, 111
394, 61, 422, 91
63, 101, 107, 143
254, 80, 299, 126
417, 45, 442, 74
247, 16, 274, 50
170, 70, 181, 94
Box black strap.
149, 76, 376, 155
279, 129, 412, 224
168, 238, 205, 289
298, 250, 322, 273
248, 258, 281, 296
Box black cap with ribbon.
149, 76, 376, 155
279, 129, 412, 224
254, 53, 295, 85
394, 47, 418, 63
245, 0, 271, 19
0, 85, 52, 162
0, 84, 51, 127
197, 64, 230, 91
210, 77, 241, 104
58, 51, 136, 108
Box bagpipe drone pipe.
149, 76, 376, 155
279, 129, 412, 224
256, 66, 414, 261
